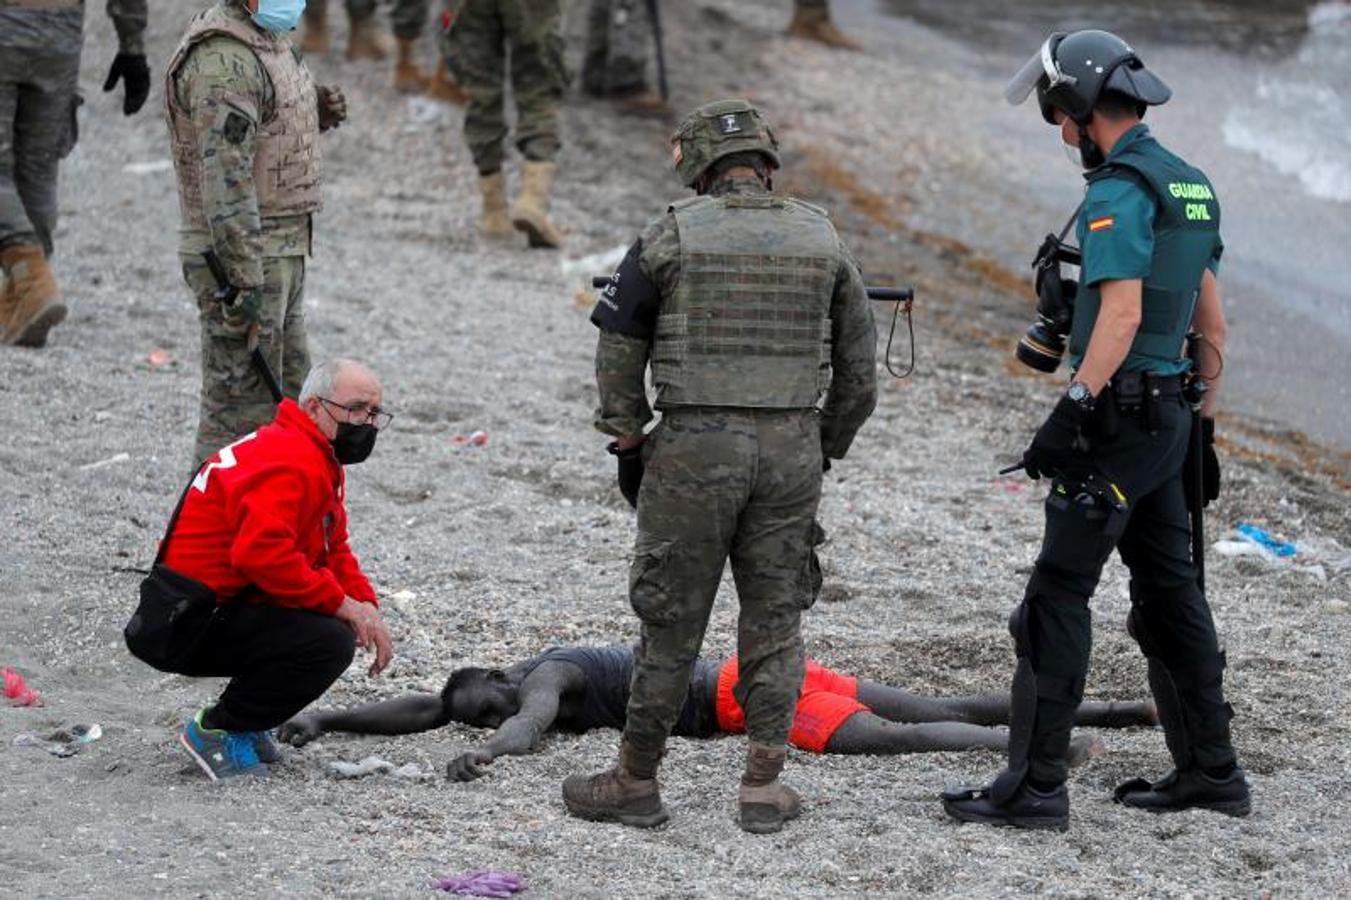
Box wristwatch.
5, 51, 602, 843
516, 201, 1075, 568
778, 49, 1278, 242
1066, 380, 1096, 411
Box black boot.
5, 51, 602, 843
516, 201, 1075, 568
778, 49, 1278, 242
942, 781, 1069, 831
1115, 767, 1250, 817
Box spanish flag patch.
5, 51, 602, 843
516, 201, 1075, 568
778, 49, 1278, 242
1088, 215, 1115, 232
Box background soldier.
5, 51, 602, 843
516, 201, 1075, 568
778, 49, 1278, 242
166, 0, 348, 465
562, 99, 878, 834
443, 0, 567, 248
581, 0, 665, 114
299, 0, 387, 60
785, 0, 859, 51
0, 0, 149, 348
943, 30, 1249, 831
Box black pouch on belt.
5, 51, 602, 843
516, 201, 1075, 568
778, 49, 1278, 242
1142, 373, 1162, 434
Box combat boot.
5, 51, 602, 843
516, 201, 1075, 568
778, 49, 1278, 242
1, 243, 66, 348
561, 741, 668, 828
477, 172, 513, 240
299, 3, 330, 55
785, 6, 862, 51
509, 161, 563, 249
427, 60, 469, 105
346, 12, 388, 61
393, 38, 427, 94
738, 742, 802, 834
1115, 766, 1251, 817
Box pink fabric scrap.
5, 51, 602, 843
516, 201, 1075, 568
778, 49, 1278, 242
3, 667, 41, 707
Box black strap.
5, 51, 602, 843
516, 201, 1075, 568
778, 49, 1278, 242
1058, 201, 1084, 243
153, 466, 206, 565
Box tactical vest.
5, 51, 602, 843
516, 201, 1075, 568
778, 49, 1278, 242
653, 194, 840, 408
1069, 132, 1221, 372
164, 4, 322, 230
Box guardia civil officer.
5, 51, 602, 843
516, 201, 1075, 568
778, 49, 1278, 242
941, 31, 1248, 831
561, 99, 877, 834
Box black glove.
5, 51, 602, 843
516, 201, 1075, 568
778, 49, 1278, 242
608, 441, 644, 509
317, 85, 348, 132
1021, 395, 1091, 480
103, 53, 150, 116
1201, 416, 1220, 506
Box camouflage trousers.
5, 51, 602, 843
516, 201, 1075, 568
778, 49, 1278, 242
312, 0, 430, 38
0, 48, 79, 256
182, 254, 310, 466
442, 0, 567, 174
582, 0, 649, 96
621, 408, 824, 758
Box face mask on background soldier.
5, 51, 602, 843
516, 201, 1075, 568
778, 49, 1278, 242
250, 0, 307, 33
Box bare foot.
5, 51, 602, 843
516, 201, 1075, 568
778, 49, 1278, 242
1068, 734, 1107, 767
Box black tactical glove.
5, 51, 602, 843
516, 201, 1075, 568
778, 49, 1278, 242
103, 53, 150, 116
608, 441, 644, 509
317, 85, 348, 132
1021, 394, 1091, 480
1201, 416, 1220, 506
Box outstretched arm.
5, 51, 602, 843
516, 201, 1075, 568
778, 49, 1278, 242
447, 662, 578, 781
278, 693, 449, 746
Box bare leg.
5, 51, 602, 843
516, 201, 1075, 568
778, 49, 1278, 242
856, 681, 1155, 728
824, 711, 1104, 765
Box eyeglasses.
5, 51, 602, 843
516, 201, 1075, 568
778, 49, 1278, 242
318, 397, 394, 430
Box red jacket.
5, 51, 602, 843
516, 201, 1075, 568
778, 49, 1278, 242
162, 399, 377, 615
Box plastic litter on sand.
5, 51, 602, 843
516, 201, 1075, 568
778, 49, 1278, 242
3, 667, 41, 706
432, 871, 527, 897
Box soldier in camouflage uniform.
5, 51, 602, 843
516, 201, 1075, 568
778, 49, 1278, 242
443, 0, 568, 248
562, 99, 878, 834
299, 0, 388, 60
582, 0, 665, 114
786, 0, 859, 51
0, 0, 149, 348
166, 0, 348, 465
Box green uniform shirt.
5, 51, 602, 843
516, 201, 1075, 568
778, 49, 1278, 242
1071, 124, 1223, 375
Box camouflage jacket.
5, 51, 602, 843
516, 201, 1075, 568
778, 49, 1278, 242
594, 176, 878, 460
0, 0, 148, 55
168, 2, 321, 288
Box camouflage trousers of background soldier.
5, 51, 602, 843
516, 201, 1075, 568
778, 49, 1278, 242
0, 49, 79, 347
445, 0, 568, 247
181, 254, 310, 466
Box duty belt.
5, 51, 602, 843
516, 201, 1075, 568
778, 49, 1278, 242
1104, 371, 1185, 434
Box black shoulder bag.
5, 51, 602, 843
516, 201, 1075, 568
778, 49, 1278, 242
123, 474, 221, 673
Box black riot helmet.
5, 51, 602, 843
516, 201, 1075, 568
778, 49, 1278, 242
1005, 30, 1172, 126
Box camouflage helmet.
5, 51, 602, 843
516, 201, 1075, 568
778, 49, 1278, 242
671, 99, 781, 187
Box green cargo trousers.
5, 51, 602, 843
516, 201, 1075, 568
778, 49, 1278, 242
181, 254, 310, 467
621, 407, 823, 759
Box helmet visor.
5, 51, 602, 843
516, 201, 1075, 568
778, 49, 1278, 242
1005, 33, 1073, 106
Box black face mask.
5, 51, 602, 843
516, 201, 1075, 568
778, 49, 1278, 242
331, 421, 378, 465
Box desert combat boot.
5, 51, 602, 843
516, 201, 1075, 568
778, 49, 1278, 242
1, 244, 66, 348
299, 2, 329, 55
510, 160, 563, 249
738, 742, 802, 834
393, 38, 427, 93
427, 59, 469, 105
346, 11, 388, 61
785, 4, 861, 51
477, 172, 513, 240
562, 741, 668, 828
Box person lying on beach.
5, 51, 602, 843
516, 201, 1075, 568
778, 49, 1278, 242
278, 645, 1156, 779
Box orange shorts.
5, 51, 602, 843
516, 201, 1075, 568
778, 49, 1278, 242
715, 656, 866, 753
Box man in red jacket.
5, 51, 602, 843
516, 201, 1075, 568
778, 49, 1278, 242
167, 358, 394, 780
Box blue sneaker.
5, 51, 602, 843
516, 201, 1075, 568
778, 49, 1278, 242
179, 710, 269, 781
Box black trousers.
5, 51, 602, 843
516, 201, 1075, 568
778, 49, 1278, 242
178, 602, 356, 732
1020, 394, 1236, 786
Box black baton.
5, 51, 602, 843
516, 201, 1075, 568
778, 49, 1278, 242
202, 250, 283, 405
